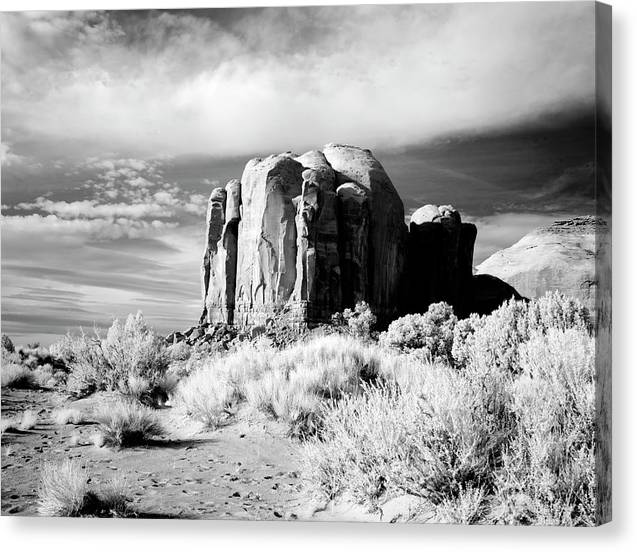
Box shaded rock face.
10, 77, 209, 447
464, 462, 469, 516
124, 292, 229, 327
407, 204, 476, 316
201, 145, 407, 327
469, 274, 525, 316
323, 144, 407, 321
476, 216, 610, 317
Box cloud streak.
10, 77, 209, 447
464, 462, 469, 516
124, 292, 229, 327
1, 4, 595, 159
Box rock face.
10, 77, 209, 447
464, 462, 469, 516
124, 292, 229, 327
476, 216, 610, 316
468, 274, 525, 316
322, 144, 407, 321
407, 204, 476, 316
201, 145, 406, 327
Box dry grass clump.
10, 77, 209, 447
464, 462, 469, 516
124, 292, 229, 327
2, 410, 39, 433
1, 363, 37, 389
53, 408, 84, 425
177, 334, 393, 437
175, 340, 275, 428
1, 418, 18, 434
37, 459, 131, 517
19, 409, 38, 430
94, 400, 165, 447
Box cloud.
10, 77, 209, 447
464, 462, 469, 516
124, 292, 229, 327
1, 213, 178, 241
1, 4, 595, 159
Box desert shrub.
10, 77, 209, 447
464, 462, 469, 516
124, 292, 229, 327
303, 359, 514, 507
102, 312, 169, 391
56, 331, 110, 396
56, 312, 169, 400
451, 292, 591, 373
2, 334, 15, 353
243, 334, 389, 438
175, 340, 276, 428
53, 408, 84, 425
177, 334, 394, 437
168, 340, 191, 362
95, 400, 165, 447
331, 301, 377, 339
37, 459, 131, 517
1, 363, 37, 389
302, 301, 596, 525
380, 302, 457, 362
489, 328, 596, 526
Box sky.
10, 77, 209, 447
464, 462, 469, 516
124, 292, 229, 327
0, 3, 602, 345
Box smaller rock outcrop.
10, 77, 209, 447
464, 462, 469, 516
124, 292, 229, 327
468, 274, 525, 316
407, 204, 476, 316
476, 216, 610, 317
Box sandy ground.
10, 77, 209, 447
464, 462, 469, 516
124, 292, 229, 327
1, 388, 384, 521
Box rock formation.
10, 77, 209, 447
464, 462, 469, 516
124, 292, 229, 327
407, 204, 476, 316
201, 144, 406, 327
476, 216, 610, 317
200, 145, 607, 329
322, 144, 407, 321
468, 274, 525, 316
201, 180, 241, 324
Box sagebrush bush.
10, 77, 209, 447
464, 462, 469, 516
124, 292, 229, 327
54, 312, 169, 399
302, 294, 597, 526
102, 312, 169, 392
95, 400, 165, 447
451, 292, 591, 373
488, 328, 596, 526
303, 359, 514, 507
380, 302, 457, 362
37, 459, 131, 517
55, 330, 110, 396
331, 301, 377, 339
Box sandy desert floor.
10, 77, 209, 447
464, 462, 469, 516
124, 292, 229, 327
1, 388, 379, 521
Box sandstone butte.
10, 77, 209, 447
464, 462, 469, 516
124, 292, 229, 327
199, 144, 608, 329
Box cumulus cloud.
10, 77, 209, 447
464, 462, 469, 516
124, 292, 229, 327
1, 213, 178, 241
1, 4, 595, 159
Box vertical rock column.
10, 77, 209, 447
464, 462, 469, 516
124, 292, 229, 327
200, 187, 227, 323
201, 180, 242, 325
221, 179, 241, 324
293, 151, 342, 321
323, 144, 407, 322
336, 183, 369, 308
234, 154, 303, 326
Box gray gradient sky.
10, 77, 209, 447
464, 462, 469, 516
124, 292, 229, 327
1, 3, 600, 344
